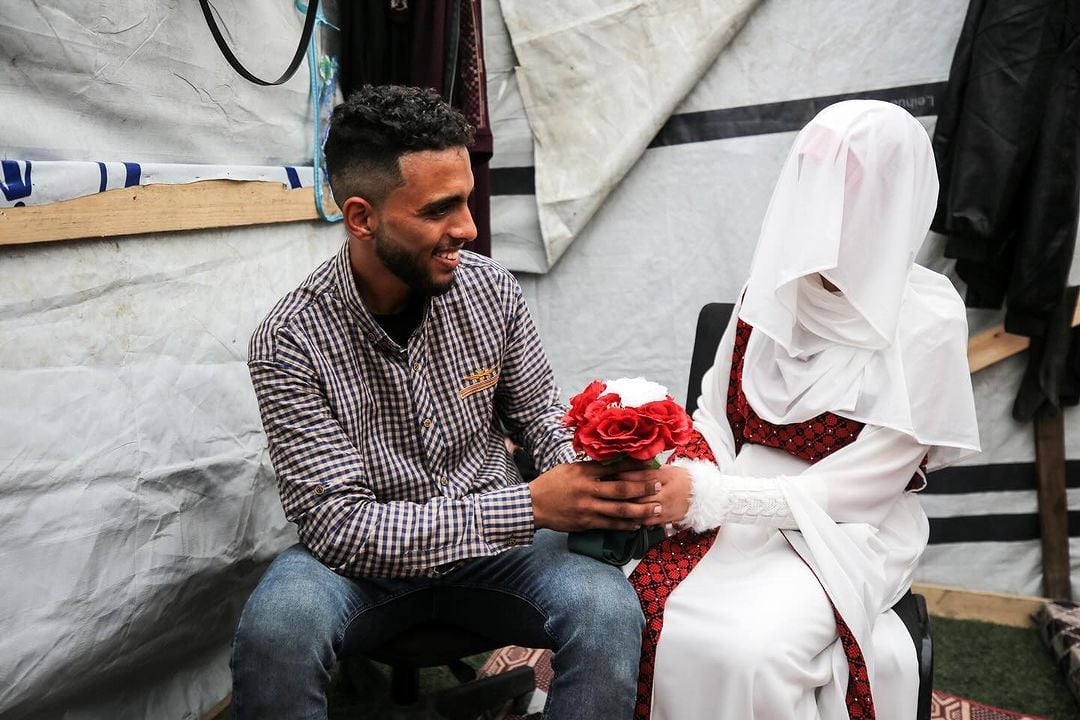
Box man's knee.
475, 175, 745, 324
481, 531, 644, 659
551, 564, 643, 660
233, 547, 344, 661
236, 587, 327, 661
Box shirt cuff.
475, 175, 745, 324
553, 440, 577, 466
477, 483, 536, 550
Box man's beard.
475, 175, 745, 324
374, 227, 456, 298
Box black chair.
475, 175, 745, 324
686, 302, 933, 720
342, 625, 535, 720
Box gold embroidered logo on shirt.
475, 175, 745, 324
459, 367, 499, 399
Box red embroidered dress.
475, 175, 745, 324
628, 319, 888, 720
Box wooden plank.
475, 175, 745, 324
913, 582, 1044, 628
201, 692, 231, 720
968, 299, 1080, 374
1034, 411, 1072, 599
0, 180, 336, 246
967, 325, 1034, 374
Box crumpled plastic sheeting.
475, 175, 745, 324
0, 225, 344, 719
499, 0, 762, 270
0, 1, 313, 165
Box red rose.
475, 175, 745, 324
573, 406, 668, 461
565, 380, 695, 463
563, 380, 620, 428
637, 398, 693, 448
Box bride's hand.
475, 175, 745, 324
617, 465, 692, 526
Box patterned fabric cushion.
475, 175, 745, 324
1034, 600, 1080, 707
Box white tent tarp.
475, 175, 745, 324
0, 2, 327, 717
2, 0, 1080, 718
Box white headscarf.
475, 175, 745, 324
738, 100, 979, 469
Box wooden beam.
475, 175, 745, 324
200, 693, 231, 720
968, 298, 1080, 374
967, 325, 1036, 374
913, 582, 1044, 628
0, 180, 337, 246
1034, 411, 1072, 600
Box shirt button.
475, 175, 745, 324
313, 485, 324, 495
438, 475, 448, 486
506, 538, 517, 547
413, 362, 422, 372
422, 417, 434, 429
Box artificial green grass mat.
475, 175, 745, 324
934, 616, 1079, 720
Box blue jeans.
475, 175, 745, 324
230, 530, 643, 719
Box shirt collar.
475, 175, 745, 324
332, 239, 434, 352
333, 239, 371, 322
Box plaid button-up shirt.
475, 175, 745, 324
249, 242, 575, 578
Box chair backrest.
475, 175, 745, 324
685, 303, 735, 416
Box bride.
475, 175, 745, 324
624, 100, 980, 719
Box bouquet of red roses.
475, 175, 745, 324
562, 377, 693, 565
564, 377, 693, 464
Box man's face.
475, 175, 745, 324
372, 147, 476, 298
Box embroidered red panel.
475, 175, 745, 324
728, 319, 866, 461
730, 319, 927, 485
628, 432, 718, 720
628, 526, 718, 720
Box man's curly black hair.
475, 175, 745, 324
323, 84, 474, 208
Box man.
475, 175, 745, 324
230, 84, 660, 719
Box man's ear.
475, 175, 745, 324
342, 196, 377, 240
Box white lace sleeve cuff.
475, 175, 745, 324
677, 459, 797, 531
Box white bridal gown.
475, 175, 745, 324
642, 427, 929, 720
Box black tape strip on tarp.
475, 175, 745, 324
492, 82, 947, 196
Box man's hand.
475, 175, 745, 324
530, 460, 662, 532
619, 465, 693, 526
